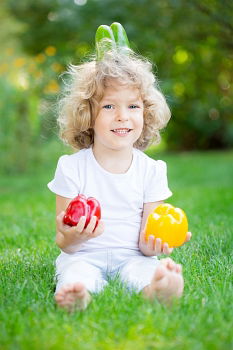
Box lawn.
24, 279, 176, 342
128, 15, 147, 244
0, 147, 232, 350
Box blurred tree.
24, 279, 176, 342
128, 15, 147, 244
4, 0, 233, 150
0, 0, 25, 49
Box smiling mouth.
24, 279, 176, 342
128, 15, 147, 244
111, 128, 132, 134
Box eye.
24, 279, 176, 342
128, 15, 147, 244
103, 104, 113, 109
129, 105, 140, 109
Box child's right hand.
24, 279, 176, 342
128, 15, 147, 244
56, 211, 105, 251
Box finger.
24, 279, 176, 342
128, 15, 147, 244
162, 242, 174, 255
154, 238, 162, 255
85, 216, 97, 234
184, 231, 192, 243
93, 220, 105, 237
148, 235, 155, 251
57, 211, 65, 220
75, 216, 87, 233
56, 211, 67, 230
66, 216, 86, 235
56, 210, 65, 222
168, 247, 174, 254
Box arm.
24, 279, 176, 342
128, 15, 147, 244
55, 195, 104, 254
139, 201, 192, 256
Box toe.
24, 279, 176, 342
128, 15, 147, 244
161, 258, 182, 273
175, 264, 182, 273
55, 290, 65, 301
62, 284, 72, 293
154, 275, 169, 291
55, 294, 63, 302
160, 257, 173, 268
154, 265, 167, 282
167, 260, 176, 271
150, 265, 169, 291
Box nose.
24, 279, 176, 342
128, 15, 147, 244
116, 107, 129, 122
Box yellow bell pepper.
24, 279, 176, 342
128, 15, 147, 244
145, 203, 188, 248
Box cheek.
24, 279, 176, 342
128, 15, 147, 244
93, 114, 103, 128
136, 113, 144, 129
93, 114, 109, 134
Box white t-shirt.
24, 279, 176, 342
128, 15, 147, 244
47, 147, 172, 251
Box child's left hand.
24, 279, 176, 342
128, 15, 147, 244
139, 231, 192, 256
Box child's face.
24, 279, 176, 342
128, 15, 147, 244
93, 80, 144, 153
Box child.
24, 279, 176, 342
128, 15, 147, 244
48, 49, 191, 312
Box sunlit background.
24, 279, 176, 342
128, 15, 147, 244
0, 0, 232, 173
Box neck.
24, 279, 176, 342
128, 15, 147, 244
92, 144, 133, 174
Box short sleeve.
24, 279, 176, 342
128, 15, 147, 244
144, 160, 172, 202
47, 155, 80, 198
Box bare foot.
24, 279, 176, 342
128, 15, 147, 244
55, 282, 91, 312
142, 258, 184, 305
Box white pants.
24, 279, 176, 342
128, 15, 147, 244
55, 249, 160, 294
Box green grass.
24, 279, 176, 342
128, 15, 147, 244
1, 148, 233, 350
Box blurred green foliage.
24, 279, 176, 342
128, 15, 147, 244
0, 0, 233, 173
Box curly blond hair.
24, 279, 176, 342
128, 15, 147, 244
58, 50, 171, 150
